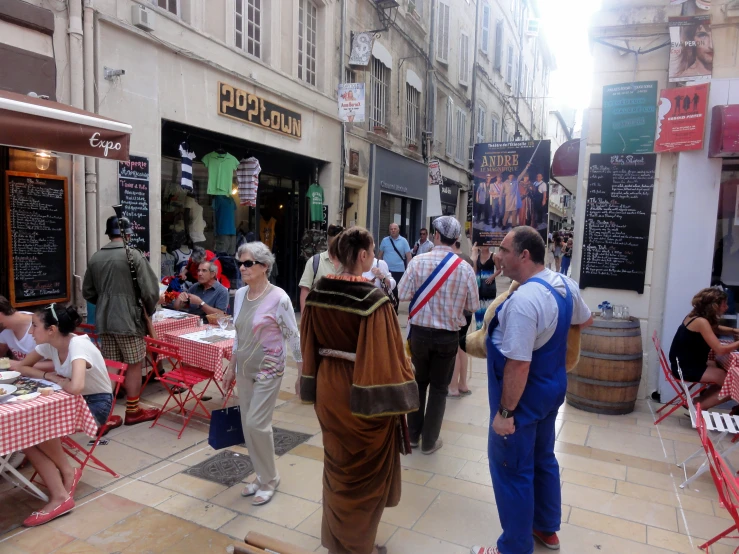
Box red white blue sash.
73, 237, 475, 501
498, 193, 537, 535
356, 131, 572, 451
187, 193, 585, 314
408, 252, 463, 321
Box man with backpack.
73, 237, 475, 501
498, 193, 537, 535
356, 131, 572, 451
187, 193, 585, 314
298, 224, 343, 312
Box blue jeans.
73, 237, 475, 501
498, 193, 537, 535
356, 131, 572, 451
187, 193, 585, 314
560, 256, 571, 275
83, 393, 113, 427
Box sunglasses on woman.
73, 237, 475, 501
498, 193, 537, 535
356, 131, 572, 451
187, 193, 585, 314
236, 260, 263, 268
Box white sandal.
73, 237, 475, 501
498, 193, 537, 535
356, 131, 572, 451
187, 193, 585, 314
252, 476, 280, 506
240, 482, 260, 497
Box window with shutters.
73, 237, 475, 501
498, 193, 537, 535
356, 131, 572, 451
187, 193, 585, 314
481, 4, 491, 56
436, 1, 450, 63
494, 20, 503, 72
298, 0, 317, 86
506, 44, 514, 86
459, 33, 470, 86
154, 0, 179, 15
369, 57, 390, 129
406, 84, 420, 145
409, 0, 423, 17
235, 0, 262, 58
455, 108, 467, 162
445, 97, 454, 157
345, 67, 357, 84
491, 116, 499, 142
476, 106, 486, 144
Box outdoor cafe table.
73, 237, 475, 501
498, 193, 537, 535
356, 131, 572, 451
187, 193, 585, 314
0, 391, 99, 501
162, 326, 234, 380
152, 309, 201, 336
716, 349, 739, 402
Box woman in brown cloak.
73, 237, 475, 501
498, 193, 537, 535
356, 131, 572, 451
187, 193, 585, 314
299, 227, 419, 554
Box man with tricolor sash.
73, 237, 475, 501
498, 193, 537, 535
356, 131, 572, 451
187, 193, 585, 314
398, 216, 479, 455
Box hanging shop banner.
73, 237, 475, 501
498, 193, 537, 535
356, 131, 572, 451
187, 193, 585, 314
655, 83, 709, 153
601, 81, 658, 155
580, 153, 657, 294
349, 32, 375, 66
118, 156, 151, 259
218, 82, 302, 139
428, 158, 443, 187
669, 15, 712, 84
471, 140, 551, 247
338, 83, 365, 123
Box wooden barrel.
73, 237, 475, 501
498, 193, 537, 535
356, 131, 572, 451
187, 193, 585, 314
566, 316, 643, 415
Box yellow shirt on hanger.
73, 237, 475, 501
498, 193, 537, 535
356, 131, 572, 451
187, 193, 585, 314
260, 217, 276, 250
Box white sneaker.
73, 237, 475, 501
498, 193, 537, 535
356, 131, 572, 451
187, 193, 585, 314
470, 547, 499, 554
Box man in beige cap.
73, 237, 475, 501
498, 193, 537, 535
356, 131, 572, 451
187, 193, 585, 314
398, 216, 479, 454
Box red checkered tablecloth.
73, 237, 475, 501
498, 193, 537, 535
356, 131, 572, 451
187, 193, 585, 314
163, 326, 233, 380
152, 313, 200, 336
0, 392, 99, 456
717, 350, 739, 402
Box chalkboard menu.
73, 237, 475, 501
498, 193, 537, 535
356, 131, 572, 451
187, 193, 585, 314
118, 156, 150, 259
580, 153, 657, 294
5, 172, 70, 307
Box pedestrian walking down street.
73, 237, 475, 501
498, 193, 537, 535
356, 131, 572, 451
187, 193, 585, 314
560, 237, 573, 276
82, 215, 160, 426
449, 241, 474, 398
299, 227, 419, 554
412, 228, 434, 256
378, 223, 412, 312
398, 216, 479, 454
221, 242, 302, 507
471, 242, 502, 331
471, 227, 592, 554
298, 224, 344, 312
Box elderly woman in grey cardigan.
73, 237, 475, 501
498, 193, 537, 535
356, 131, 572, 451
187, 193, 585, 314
221, 242, 302, 506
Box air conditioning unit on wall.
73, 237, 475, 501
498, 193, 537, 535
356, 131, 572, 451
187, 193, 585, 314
132, 4, 155, 32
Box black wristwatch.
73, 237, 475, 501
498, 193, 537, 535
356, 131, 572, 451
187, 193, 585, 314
498, 405, 515, 419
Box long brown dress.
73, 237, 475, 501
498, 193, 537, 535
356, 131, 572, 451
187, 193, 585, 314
300, 275, 419, 554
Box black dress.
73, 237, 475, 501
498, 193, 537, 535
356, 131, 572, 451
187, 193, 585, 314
668, 317, 711, 382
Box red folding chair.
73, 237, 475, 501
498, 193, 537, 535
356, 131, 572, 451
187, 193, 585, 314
652, 331, 708, 425
141, 336, 164, 393
75, 323, 99, 346
146, 336, 221, 438
696, 403, 739, 553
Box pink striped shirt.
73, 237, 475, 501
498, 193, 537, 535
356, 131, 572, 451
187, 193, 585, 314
398, 246, 480, 331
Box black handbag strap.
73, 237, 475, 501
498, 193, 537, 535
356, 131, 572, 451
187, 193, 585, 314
389, 238, 407, 269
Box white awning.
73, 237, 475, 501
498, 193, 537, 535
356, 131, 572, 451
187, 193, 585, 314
372, 41, 392, 69
406, 69, 423, 93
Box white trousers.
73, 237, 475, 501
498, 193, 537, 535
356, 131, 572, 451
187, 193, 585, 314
235, 371, 283, 490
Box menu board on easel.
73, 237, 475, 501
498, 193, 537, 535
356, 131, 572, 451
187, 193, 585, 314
5, 171, 71, 307
118, 156, 150, 259
580, 154, 657, 294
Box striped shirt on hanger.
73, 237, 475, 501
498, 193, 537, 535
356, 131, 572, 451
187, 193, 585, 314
237, 157, 261, 206
179, 142, 196, 191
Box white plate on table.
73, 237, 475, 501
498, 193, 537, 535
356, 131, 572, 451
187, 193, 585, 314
0, 384, 17, 399
0, 371, 20, 384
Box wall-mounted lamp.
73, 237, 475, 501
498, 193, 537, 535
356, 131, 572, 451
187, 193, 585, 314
35, 151, 53, 170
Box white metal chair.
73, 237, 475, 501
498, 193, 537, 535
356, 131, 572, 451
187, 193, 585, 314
676, 365, 739, 489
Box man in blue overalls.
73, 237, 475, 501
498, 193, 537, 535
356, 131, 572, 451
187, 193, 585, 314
472, 227, 592, 554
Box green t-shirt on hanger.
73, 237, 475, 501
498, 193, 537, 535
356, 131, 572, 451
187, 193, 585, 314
202, 151, 239, 195
307, 183, 324, 222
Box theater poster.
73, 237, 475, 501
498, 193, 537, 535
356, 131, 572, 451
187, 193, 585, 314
655, 83, 709, 152
472, 140, 551, 247
669, 15, 712, 84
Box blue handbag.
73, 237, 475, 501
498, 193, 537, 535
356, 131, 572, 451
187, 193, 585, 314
208, 405, 245, 450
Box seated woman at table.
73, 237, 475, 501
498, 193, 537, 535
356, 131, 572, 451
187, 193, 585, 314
669, 287, 739, 410
17, 303, 114, 527
221, 241, 302, 507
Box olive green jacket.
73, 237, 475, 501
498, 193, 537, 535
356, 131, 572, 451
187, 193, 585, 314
82, 241, 159, 336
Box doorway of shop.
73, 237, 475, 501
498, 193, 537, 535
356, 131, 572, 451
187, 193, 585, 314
256, 176, 303, 303
379, 193, 419, 246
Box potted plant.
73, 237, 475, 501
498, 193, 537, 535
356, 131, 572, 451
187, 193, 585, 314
373, 125, 388, 137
